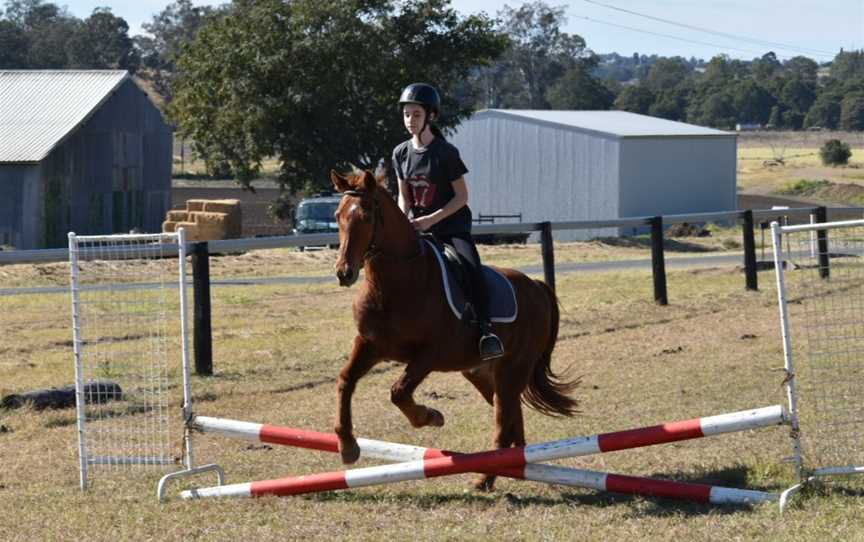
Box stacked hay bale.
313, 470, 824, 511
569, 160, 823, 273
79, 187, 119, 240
162, 199, 242, 241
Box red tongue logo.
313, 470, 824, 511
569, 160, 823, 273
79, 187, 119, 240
409, 176, 436, 208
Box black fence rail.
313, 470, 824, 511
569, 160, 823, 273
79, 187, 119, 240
3, 205, 863, 375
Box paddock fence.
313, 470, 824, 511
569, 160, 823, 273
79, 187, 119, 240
2, 205, 863, 378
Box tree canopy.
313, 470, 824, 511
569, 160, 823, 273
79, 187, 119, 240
0, 0, 137, 70
169, 0, 506, 194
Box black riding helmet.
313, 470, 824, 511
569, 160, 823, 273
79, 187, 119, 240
398, 83, 441, 116
399, 83, 441, 137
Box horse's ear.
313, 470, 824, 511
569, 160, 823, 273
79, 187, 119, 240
360, 170, 377, 192
330, 170, 351, 193
373, 161, 388, 188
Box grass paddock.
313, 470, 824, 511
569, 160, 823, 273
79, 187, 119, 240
1, 243, 863, 541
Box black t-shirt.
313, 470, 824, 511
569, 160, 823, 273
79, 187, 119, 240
392, 137, 472, 236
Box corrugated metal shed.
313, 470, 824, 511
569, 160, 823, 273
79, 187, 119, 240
480, 109, 732, 138
0, 70, 128, 163
0, 70, 172, 249
448, 110, 737, 241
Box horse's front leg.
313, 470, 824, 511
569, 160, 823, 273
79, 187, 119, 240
335, 336, 379, 464
391, 360, 444, 429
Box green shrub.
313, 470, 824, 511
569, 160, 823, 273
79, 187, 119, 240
820, 139, 852, 166
778, 179, 833, 195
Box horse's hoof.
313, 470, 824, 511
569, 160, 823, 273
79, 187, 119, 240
339, 440, 361, 464
472, 475, 496, 492
426, 408, 445, 427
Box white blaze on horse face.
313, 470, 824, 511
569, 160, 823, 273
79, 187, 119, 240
336, 197, 369, 276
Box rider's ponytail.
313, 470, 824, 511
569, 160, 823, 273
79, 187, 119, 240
429, 123, 445, 141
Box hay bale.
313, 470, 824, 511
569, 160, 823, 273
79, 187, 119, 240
203, 200, 242, 238
185, 199, 207, 212
185, 212, 227, 241
193, 211, 228, 227
166, 210, 189, 222
162, 220, 177, 233
202, 199, 240, 214
175, 221, 199, 241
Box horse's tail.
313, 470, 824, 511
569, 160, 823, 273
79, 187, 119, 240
521, 280, 580, 417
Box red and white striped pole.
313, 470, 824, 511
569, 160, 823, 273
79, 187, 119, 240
182, 405, 784, 503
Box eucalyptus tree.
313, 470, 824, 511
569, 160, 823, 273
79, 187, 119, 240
169, 0, 506, 197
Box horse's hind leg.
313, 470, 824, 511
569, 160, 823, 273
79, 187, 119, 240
391, 361, 445, 428
474, 389, 526, 492
462, 364, 494, 406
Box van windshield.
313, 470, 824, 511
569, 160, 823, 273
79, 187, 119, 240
294, 201, 339, 233
296, 202, 337, 221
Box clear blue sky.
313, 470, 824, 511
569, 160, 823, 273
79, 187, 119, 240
55, 0, 863, 63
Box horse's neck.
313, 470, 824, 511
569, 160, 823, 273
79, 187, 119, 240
379, 198, 420, 257
362, 202, 429, 298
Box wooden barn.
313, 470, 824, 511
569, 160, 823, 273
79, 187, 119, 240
0, 70, 172, 249
449, 110, 737, 240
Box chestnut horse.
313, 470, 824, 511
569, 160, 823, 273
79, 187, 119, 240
330, 167, 578, 490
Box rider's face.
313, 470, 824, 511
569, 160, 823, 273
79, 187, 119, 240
403, 104, 427, 135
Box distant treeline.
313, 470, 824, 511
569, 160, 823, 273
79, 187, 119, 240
2, 0, 860, 134
2, 0, 863, 196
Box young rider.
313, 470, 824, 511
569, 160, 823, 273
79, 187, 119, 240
391, 82, 504, 361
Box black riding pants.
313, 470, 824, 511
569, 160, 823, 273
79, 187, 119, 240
437, 232, 490, 323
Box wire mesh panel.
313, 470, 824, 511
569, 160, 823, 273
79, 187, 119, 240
69, 231, 191, 490
773, 219, 864, 479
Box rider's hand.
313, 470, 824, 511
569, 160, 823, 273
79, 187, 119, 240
410, 216, 436, 232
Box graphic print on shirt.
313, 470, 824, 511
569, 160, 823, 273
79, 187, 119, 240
407, 174, 437, 209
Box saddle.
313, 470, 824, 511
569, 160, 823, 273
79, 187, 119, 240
421, 237, 517, 323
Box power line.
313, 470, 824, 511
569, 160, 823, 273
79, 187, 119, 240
582, 0, 837, 59
574, 15, 771, 57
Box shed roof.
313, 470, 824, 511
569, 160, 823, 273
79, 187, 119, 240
474, 109, 734, 138
0, 70, 129, 163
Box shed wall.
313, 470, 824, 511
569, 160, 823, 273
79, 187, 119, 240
3, 78, 173, 248
0, 165, 40, 248
449, 116, 620, 241
617, 136, 737, 233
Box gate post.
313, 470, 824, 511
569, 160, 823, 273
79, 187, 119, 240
191, 242, 213, 376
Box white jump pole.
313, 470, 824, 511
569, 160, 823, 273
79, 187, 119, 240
182, 405, 785, 502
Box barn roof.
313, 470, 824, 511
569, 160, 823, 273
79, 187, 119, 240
0, 70, 129, 163
474, 109, 734, 138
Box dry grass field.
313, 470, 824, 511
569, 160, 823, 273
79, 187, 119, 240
737, 131, 864, 199
2, 238, 864, 541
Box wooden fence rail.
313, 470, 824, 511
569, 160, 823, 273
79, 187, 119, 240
3, 205, 862, 375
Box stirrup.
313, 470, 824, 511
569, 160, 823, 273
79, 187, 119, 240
479, 332, 504, 360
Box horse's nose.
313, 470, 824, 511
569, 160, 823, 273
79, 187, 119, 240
336, 266, 357, 287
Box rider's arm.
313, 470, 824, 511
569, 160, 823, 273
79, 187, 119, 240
397, 178, 412, 215
419, 177, 468, 227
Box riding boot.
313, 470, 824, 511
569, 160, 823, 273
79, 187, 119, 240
478, 320, 504, 361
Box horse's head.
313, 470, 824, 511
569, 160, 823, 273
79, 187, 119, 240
330, 166, 388, 287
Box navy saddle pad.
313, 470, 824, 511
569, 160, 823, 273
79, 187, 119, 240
423, 240, 517, 323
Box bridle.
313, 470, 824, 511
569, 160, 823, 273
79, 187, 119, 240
341, 189, 423, 263
342, 189, 382, 261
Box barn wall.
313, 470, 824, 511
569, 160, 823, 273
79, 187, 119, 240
25, 78, 173, 248
0, 165, 40, 249
617, 136, 738, 228
449, 114, 620, 241
79, 79, 172, 235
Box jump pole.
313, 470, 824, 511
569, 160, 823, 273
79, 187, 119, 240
182, 405, 784, 503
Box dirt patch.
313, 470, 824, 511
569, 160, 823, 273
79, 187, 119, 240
809, 181, 864, 205
666, 223, 710, 237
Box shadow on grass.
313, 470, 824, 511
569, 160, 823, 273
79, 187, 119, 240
303, 464, 777, 517
595, 236, 720, 253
